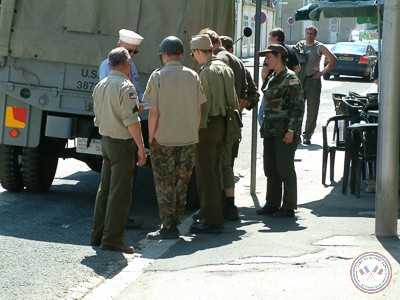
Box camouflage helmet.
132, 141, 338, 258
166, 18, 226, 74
158, 36, 184, 55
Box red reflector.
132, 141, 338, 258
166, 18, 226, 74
9, 129, 19, 137
359, 55, 368, 64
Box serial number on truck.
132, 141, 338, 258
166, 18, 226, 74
76, 81, 96, 91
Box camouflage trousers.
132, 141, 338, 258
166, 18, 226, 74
150, 140, 196, 229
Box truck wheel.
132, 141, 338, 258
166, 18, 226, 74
0, 145, 24, 192
22, 139, 62, 192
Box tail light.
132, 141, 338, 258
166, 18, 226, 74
9, 129, 19, 138
325, 56, 330, 62
359, 55, 369, 64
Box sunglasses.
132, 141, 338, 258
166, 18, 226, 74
128, 49, 139, 54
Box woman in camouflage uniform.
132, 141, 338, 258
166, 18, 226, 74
257, 44, 304, 218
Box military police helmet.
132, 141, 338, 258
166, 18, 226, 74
158, 36, 184, 55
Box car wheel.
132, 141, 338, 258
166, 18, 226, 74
364, 69, 373, 82
323, 73, 330, 80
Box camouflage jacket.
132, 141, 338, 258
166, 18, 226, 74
260, 68, 304, 138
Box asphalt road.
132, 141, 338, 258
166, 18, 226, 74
0, 71, 376, 300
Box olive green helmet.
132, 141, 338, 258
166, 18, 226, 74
158, 36, 184, 55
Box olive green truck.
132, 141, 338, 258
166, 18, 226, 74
0, 0, 234, 192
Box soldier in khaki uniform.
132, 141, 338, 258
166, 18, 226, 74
143, 36, 206, 240
91, 47, 146, 254
257, 44, 304, 218
198, 28, 247, 222
189, 35, 238, 234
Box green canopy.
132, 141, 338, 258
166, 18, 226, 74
310, 0, 383, 20
293, 0, 384, 21
357, 16, 378, 24
293, 2, 321, 21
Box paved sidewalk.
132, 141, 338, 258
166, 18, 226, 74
84, 133, 400, 300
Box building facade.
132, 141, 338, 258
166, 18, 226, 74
235, 0, 358, 58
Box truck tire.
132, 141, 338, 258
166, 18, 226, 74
22, 138, 63, 192
0, 145, 24, 192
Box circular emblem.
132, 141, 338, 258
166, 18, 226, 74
350, 252, 392, 294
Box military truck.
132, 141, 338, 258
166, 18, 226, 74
0, 0, 234, 192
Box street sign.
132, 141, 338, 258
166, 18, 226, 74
254, 12, 267, 24
287, 17, 295, 26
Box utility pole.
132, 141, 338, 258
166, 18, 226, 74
375, 0, 399, 237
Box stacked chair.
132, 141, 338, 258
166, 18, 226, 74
322, 91, 379, 196
322, 114, 369, 186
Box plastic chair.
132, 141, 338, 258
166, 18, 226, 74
342, 123, 378, 197
322, 114, 369, 186
366, 92, 379, 104
362, 102, 379, 122
340, 99, 366, 115
348, 91, 369, 104
362, 92, 379, 122
331, 93, 347, 114
354, 124, 378, 197
332, 93, 366, 116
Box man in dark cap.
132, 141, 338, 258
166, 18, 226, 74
257, 44, 304, 218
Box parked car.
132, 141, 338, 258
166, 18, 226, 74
349, 30, 360, 42
359, 39, 381, 55
323, 42, 377, 81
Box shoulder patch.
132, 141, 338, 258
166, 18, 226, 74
145, 84, 151, 94
289, 79, 299, 86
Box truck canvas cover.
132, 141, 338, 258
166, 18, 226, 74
0, 0, 235, 74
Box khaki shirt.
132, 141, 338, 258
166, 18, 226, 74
143, 61, 206, 146
93, 70, 139, 139
199, 56, 238, 128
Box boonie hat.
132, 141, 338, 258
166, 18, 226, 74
119, 29, 144, 45
190, 35, 212, 50
258, 44, 288, 58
